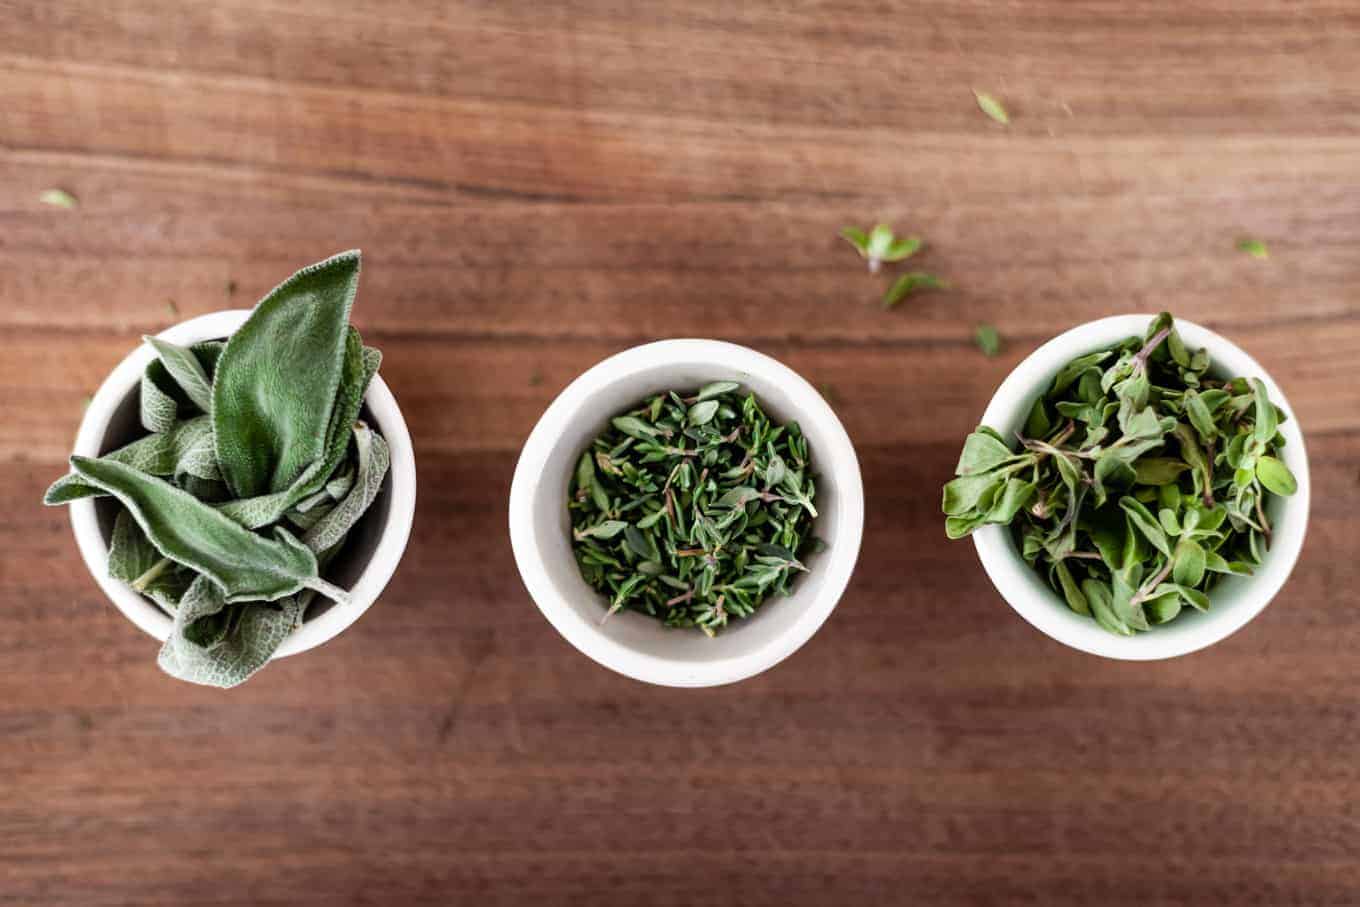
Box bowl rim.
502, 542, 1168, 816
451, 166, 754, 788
67, 309, 418, 658
508, 338, 865, 687
971, 314, 1310, 660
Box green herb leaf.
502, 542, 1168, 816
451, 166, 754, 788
1255, 455, 1297, 496
213, 250, 361, 498
569, 385, 817, 634
1237, 238, 1269, 259
144, 336, 214, 413
39, 188, 78, 209
973, 90, 1010, 124
883, 272, 948, 308
943, 313, 1293, 636
157, 575, 304, 688
975, 324, 1001, 357
68, 456, 335, 605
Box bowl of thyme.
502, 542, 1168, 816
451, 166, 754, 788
947, 313, 1309, 660
509, 339, 864, 687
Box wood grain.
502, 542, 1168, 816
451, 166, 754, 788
2, 2, 1359, 904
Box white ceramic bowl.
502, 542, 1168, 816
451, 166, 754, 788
509, 340, 864, 687
973, 315, 1310, 659
67, 310, 417, 658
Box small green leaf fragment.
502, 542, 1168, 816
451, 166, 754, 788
39, 188, 78, 209
1237, 238, 1269, 259
975, 324, 1001, 357
883, 272, 948, 308
974, 90, 1010, 124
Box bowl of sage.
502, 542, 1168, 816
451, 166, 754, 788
46, 251, 417, 687
945, 313, 1309, 659
509, 339, 864, 687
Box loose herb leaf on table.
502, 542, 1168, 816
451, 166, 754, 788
569, 385, 819, 636
942, 312, 1297, 635
43, 251, 389, 687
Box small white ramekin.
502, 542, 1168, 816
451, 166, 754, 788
509, 339, 864, 687
973, 315, 1310, 660
67, 310, 417, 658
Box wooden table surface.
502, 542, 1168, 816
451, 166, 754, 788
4, 2, 1359, 904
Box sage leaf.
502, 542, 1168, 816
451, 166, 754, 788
140, 363, 182, 433
68, 456, 335, 605
44, 416, 219, 503
145, 336, 213, 413
157, 575, 303, 688
213, 459, 329, 530
108, 508, 165, 586
301, 424, 391, 554
107, 510, 195, 609
213, 250, 361, 497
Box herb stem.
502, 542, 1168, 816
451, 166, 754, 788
131, 557, 172, 593
1133, 558, 1176, 606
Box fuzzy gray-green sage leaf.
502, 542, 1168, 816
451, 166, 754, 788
44, 251, 391, 687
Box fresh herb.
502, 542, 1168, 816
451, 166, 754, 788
942, 312, 1297, 635
1238, 238, 1270, 260
884, 272, 949, 308
39, 188, 79, 209
166, 299, 179, 317
841, 223, 949, 309
840, 224, 921, 274
44, 251, 389, 686
226, 280, 238, 296
973, 90, 1010, 125
569, 383, 819, 636
975, 323, 1001, 357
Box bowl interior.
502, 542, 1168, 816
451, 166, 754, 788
973, 315, 1310, 659
522, 348, 861, 675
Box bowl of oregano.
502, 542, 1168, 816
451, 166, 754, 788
45, 251, 417, 687
944, 313, 1309, 659
510, 339, 864, 687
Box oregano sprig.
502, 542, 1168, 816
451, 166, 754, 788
839, 223, 949, 308
943, 312, 1298, 635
